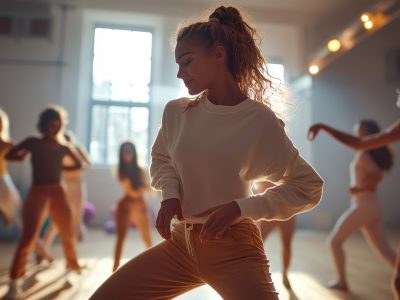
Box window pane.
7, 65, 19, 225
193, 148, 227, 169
92, 28, 152, 102
129, 107, 149, 166
266, 63, 287, 117
89, 105, 107, 164
90, 105, 150, 165
267, 63, 285, 85
106, 106, 130, 164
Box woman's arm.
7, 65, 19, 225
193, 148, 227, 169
150, 104, 183, 239
236, 113, 324, 221
252, 181, 276, 194
5, 138, 33, 161
358, 120, 400, 150
309, 121, 400, 150
150, 112, 181, 202
75, 145, 91, 166
308, 123, 362, 150
62, 146, 82, 171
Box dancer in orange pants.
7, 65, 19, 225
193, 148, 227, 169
38, 130, 91, 262
4, 105, 83, 299
0, 108, 53, 264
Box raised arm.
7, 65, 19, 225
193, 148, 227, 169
308, 123, 362, 150
308, 121, 400, 150
5, 138, 33, 161
358, 120, 400, 150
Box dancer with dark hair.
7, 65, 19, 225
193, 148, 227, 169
4, 106, 82, 299
38, 129, 91, 263
0, 108, 53, 264
309, 119, 396, 291
112, 141, 152, 272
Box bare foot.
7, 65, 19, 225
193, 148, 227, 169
67, 262, 86, 274
35, 253, 54, 265
327, 280, 349, 292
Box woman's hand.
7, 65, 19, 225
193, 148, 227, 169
193, 201, 241, 242
308, 123, 324, 141
156, 198, 183, 240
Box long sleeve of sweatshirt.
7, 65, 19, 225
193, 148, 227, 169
235, 115, 323, 220
150, 108, 181, 201
150, 97, 323, 223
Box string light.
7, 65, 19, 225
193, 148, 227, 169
309, 65, 319, 75
360, 13, 370, 23
364, 20, 374, 30
327, 39, 341, 52
307, 3, 395, 74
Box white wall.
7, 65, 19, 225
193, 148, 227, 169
308, 17, 400, 230
0, 3, 307, 227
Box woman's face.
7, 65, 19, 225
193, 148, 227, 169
122, 146, 133, 164
44, 118, 62, 137
175, 38, 220, 95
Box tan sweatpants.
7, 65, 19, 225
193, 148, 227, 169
91, 218, 279, 300
9, 183, 80, 279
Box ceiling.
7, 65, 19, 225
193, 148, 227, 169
179, 0, 370, 14
3, 0, 379, 27
169, 0, 377, 26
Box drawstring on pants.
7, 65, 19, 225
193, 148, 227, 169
184, 222, 195, 256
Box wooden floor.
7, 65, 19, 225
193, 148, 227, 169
0, 228, 397, 300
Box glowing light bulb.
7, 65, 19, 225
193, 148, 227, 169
309, 65, 319, 75
364, 20, 374, 30
327, 39, 341, 52
360, 13, 370, 23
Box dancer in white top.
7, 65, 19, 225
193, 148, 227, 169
310, 119, 396, 291
90, 6, 323, 299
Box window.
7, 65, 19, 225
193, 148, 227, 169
89, 27, 152, 166
267, 63, 284, 84
266, 63, 287, 117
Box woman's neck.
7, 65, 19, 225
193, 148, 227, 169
207, 77, 246, 106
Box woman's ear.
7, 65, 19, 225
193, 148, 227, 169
214, 44, 226, 65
